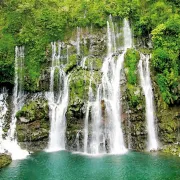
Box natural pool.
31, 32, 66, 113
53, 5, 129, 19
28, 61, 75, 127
0, 151, 180, 180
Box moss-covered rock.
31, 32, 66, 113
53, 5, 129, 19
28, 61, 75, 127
157, 107, 180, 144
161, 144, 180, 157
16, 98, 49, 124
64, 54, 77, 73
0, 154, 12, 169
124, 48, 140, 85
83, 57, 103, 71
152, 61, 180, 154
16, 98, 50, 149
122, 48, 147, 151
123, 109, 147, 151
124, 49, 143, 109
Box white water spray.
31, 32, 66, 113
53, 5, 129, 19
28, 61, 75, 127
0, 88, 8, 153
90, 85, 103, 154
83, 18, 132, 155
77, 27, 81, 56
2, 46, 28, 160
138, 54, 158, 151
83, 67, 94, 153
47, 42, 69, 152
80, 56, 88, 68
100, 18, 132, 154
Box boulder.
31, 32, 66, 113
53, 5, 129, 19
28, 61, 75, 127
0, 154, 12, 169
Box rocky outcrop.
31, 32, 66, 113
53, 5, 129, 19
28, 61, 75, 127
64, 28, 106, 150
122, 49, 147, 151
156, 105, 180, 156
0, 153, 12, 169
151, 65, 180, 155
16, 97, 50, 151
161, 144, 180, 156
158, 107, 179, 144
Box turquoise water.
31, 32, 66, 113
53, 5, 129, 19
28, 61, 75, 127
0, 151, 180, 180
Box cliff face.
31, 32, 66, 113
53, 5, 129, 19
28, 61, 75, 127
0, 25, 179, 156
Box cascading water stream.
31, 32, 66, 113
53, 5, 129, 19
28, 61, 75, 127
75, 131, 81, 152
103, 53, 127, 154
47, 42, 69, 152
127, 103, 132, 149
90, 85, 103, 154
100, 18, 132, 154
76, 27, 81, 66
80, 56, 88, 68
138, 54, 158, 151
0, 88, 8, 153
2, 46, 28, 160
9, 46, 25, 139
67, 45, 70, 63
83, 63, 94, 153
83, 18, 132, 155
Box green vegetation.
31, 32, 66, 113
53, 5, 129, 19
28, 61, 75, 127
151, 16, 180, 104
124, 49, 139, 85
16, 99, 49, 122
162, 144, 180, 156
158, 107, 179, 144
0, 0, 179, 104
124, 48, 142, 108
84, 57, 103, 71
131, 0, 180, 105
0, 0, 130, 89
64, 54, 77, 73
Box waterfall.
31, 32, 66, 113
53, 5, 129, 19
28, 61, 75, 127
67, 45, 69, 63
90, 85, 104, 154
138, 54, 158, 151
75, 131, 81, 151
80, 56, 88, 68
47, 42, 69, 152
82, 18, 132, 155
0, 88, 8, 153
123, 19, 133, 49
9, 46, 25, 139
100, 18, 132, 154
83, 67, 105, 155
2, 46, 28, 160
77, 27, 80, 57
127, 105, 132, 149
101, 21, 124, 154
83, 64, 94, 153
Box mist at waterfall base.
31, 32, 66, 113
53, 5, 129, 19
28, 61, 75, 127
0, 151, 180, 180
0, 47, 28, 160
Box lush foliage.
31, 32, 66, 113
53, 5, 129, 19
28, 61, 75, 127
0, 0, 132, 90
124, 49, 142, 108
131, 0, 180, 105
151, 15, 180, 104
0, 0, 179, 104
124, 48, 139, 85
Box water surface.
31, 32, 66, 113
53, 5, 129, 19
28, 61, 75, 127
0, 151, 180, 180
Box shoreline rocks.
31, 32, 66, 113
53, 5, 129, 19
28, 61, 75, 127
0, 153, 12, 169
